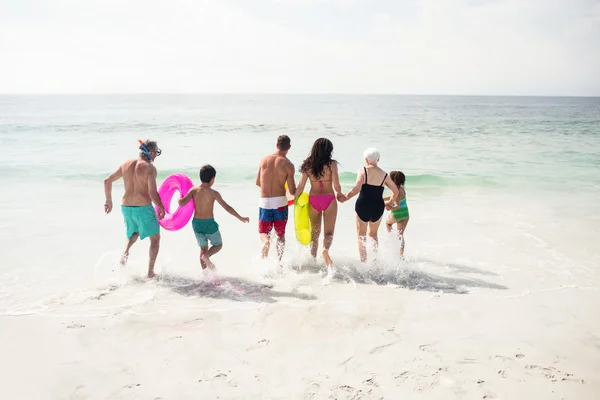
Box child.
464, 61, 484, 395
179, 165, 249, 274
385, 171, 409, 257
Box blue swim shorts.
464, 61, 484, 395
121, 204, 160, 240
192, 218, 223, 248
258, 207, 288, 238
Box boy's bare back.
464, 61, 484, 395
190, 186, 219, 219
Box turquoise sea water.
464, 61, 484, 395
0, 95, 599, 314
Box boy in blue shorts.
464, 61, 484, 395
178, 165, 249, 275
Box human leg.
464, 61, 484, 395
308, 206, 322, 259
120, 232, 139, 266
148, 233, 160, 278
385, 213, 396, 233
367, 217, 383, 253
272, 207, 289, 265
396, 217, 409, 257
258, 208, 274, 259
199, 247, 208, 269
355, 215, 368, 262
321, 199, 338, 267
200, 231, 223, 269
123, 204, 160, 278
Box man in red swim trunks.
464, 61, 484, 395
256, 135, 296, 265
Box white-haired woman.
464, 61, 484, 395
341, 148, 399, 262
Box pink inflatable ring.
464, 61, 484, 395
155, 173, 194, 231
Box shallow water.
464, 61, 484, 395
1, 94, 599, 315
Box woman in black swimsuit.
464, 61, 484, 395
341, 148, 399, 263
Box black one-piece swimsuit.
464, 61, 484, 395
355, 167, 387, 223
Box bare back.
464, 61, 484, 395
307, 163, 339, 196
121, 158, 155, 206
191, 186, 218, 219
361, 165, 388, 186
258, 153, 294, 198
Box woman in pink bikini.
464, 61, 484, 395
295, 138, 344, 276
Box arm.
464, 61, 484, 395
255, 166, 261, 187
147, 166, 165, 219
215, 191, 249, 223
332, 163, 347, 203
178, 187, 197, 207
286, 162, 297, 195
294, 172, 308, 198
344, 168, 364, 201
332, 163, 342, 195
383, 193, 400, 210
103, 166, 123, 214
383, 174, 399, 208
387, 201, 400, 211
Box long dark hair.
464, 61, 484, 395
300, 138, 337, 179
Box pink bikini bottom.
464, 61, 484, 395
309, 195, 335, 212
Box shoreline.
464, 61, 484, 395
1, 264, 598, 399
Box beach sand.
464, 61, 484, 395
2, 94, 599, 399
1, 257, 598, 400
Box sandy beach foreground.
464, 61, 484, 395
1, 259, 598, 400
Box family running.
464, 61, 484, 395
103, 135, 410, 279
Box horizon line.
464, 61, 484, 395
0, 92, 599, 98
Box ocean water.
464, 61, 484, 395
0, 94, 599, 315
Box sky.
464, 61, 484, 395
0, 0, 599, 95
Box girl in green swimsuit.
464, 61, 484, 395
385, 171, 409, 258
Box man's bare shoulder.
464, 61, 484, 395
138, 161, 156, 175
259, 154, 276, 166
121, 159, 138, 169
278, 156, 294, 169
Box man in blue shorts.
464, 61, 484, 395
103, 139, 165, 278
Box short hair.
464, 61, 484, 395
199, 164, 216, 183
363, 148, 380, 163
139, 139, 158, 160
277, 135, 291, 151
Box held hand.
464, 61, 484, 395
385, 201, 394, 210
337, 193, 347, 203
104, 200, 113, 214
157, 206, 165, 220
240, 217, 250, 223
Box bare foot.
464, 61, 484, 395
261, 241, 270, 259
326, 266, 337, 280
322, 264, 337, 283
120, 253, 128, 267
201, 254, 216, 269
322, 249, 333, 267
147, 271, 157, 279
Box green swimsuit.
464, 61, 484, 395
391, 197, 409, 222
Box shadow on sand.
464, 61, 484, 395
290, 258, 507, 295
153, 273, 317, 303
416, 258, 500, 277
